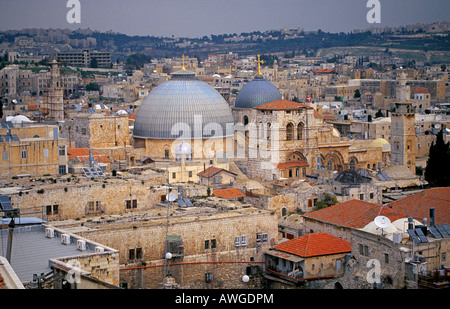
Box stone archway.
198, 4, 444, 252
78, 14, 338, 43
324, 150, 345, 173
287, 151, 307, 162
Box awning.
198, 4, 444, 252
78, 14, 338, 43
265, 250, 304, 263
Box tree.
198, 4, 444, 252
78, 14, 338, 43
314, 193, 338, 211
354, 89, 361, 98
125, 53, 152, 70
86, 82, 100, 92
425, 129, 450, 187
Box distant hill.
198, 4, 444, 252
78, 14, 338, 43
1, 21, 449, 62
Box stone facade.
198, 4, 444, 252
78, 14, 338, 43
62, 113, 132, 162
390, 102, 416, 172
0, 124, 68, 178
64, 206, 279, 289
9, 176, 167, 221
45, 60, 64, 122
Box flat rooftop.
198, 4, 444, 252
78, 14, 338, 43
0, 224, 113, 284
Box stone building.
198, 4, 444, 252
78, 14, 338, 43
264, 232, 351, 288
332, 169, 382, 205
300, 196, 450, 289
62, 113, 132, 162
132, 67, 234, 161
0, 122, 68, 178
390, 102, 416, 172
53, 203, 278, 289
0, 223, 120, 288
45, 60, 64, 122
8, 175, 166, 221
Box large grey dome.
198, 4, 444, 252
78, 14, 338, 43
234, 75, 282, 109
133, 71, 234, 140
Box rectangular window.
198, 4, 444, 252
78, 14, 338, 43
132, 199, 137, 208
126, 200, 131, 209
129, 249, 135, 260
21, 150, 27, 159
43, 148, 49, 158
59, 165, 67, 175
58, 146, 66, 156
189, 171, 193, 178
46, 205, 52, 215
53, 204, 59, 215
211, 239, 216, 249
136, 248, 143, 260
240, 236, 247, 246
88, 201, 95, 212
81, 128, 87, 135
2, 151, 8, 161
204, 240, 210, 250
172, 172, 176, 179
257, 233, 269, 244
384, 253, 389, 264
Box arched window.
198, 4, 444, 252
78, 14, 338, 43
282, 207, 287, 216
350, 159, 356, 171
243, 115, 249, 126
327, 160, 333, 171
297, 123, 304, 140
286, 123, 294, 141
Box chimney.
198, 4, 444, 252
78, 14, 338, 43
429, 208, 435, 227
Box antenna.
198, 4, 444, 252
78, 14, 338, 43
374, 215, 391, 236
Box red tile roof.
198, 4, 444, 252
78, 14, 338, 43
312, 69, 336, 74
387, 187, 450, 225
253, 99, 312, 111
411, 86, 430, 94
67, 148, 110, 163
274, 233, 351, 258
213, 188, 245, 199
277, 160, 309, 170
197, 166, 236, 178
303, 199, 405, 229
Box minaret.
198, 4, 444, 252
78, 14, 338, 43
390, 100, 416, 172
273, 59, 278, 82
47, 60, 64, 122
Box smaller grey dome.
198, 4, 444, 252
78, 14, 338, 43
234, 75, 282, 109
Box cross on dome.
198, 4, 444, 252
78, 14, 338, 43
254, 54, 264, 76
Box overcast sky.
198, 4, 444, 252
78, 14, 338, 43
0, 0, 448, 37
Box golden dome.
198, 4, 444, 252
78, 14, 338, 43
369, 138, 391, 152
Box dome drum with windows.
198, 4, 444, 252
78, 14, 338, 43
133, 61, 234, 159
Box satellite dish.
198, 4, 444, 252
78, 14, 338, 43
166, 193, 177, 202
374, 216, 391, 229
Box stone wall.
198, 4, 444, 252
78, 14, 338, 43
9, 177, 168, 221
73, 207, 278, 289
